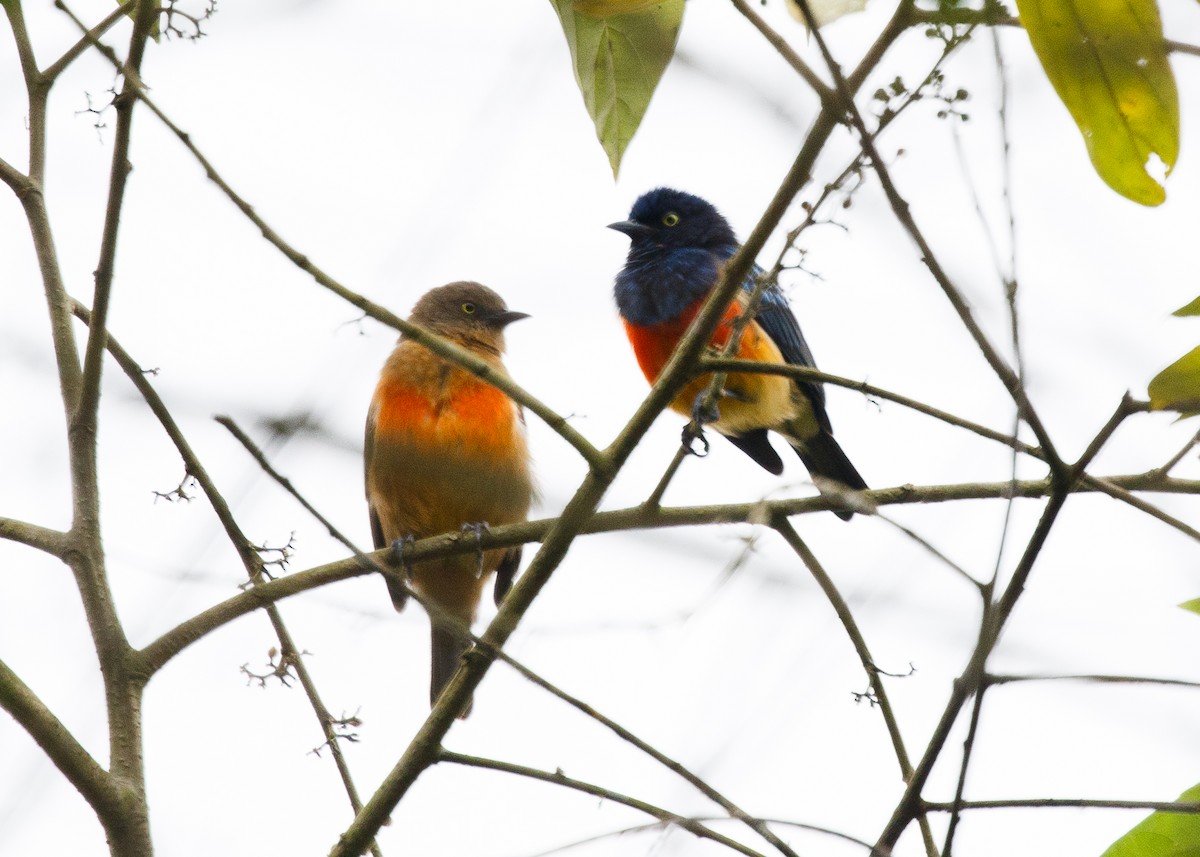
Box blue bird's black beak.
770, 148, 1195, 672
607, 220, 652, 238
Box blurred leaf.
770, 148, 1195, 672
1173, 297, 1200, 318
1179, 598, 1200, 616
574, 0, 664, 15
1016, 0, 1178, 206
550, 0, 684, 177
784, 0, 868, 28
1148, 347, 1200, 415
118, 0, 162, 44
1099, 782, 1200, 857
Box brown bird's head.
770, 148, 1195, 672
407, 281, 529, 351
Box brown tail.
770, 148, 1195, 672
430, 624, 473, 718
792, 429, 867, 521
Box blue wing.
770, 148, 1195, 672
741, 263, 832, 432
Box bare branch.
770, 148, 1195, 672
0, 657, 119, 826
872, 492, 1069, 851
139, 468, 1200, 676
527, 817, 872, 857
926, 798, 1200, 814
437, 751, 770, 857
702, 358, 1034, 455
0, 517, 68, 557
730, 0, 831, 99
1149, 427, 1200, 478
44, 1, 133, 82
76, 0, 159, 474
987, 673, 1200, 691
773, 519, 936, 854
215, 416, 361, 555
492, 650, 804, 857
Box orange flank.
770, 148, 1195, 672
624, 297, 795, 436
371, 375, 519, 457
622, 299, 779, 383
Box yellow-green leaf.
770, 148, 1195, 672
1016, 0, 1179, 206
550, 0, 684, 177
117, 0, 162, 43
1173, 297, 1200, 318
1148, 346, 1200, 414
1100, 782, 1200, 857
784, 0, 869, 29
574, 0, 664, 15
1179, 598, 1200, 616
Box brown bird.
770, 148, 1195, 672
365, 282, 535, 716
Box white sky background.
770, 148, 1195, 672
2, 1, 1200, 855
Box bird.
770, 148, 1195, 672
609, 187, 866, 518
365, 281, 535, 716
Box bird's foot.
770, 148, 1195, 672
461, 522, 490, 578
389, 534, 417, 577
691, 392, 721, 426
386, 535, 417, 611
680, 422, 710, 458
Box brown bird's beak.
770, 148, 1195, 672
607, 220, 652, 238
490, 309, 530, 327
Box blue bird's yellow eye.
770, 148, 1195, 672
662, 212, 680, 227
462, 302, 476, 314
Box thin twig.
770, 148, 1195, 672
986, 672, 1200, 691
1149, 428, 1200, 478
525, 816, 871, 857
76, 0, 156, 441
492, 650, 805, 857
730, 0, 831, 99
215, 416, 362, 554
44, 0, 132, 81
701, 358, 1035, 455
438, 751, 769, 857
874, 513, 984, 591
943, 684, 986, 856
773, 519, 936, 855
926, 798, 1200, 814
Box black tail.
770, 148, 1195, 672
430, 624, 473, 718
792, 430, 867, 521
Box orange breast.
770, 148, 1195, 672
624, 299, 772, 383
372, 376, 520, 457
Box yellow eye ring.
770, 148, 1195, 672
462, 302, 476, 314
662, 212, 680, 227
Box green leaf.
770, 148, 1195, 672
1173, 298, 1200, 318
550, 0, 684, 177
784, 0, 869, 29
1179, 598, 1200, 616
117, 0, 162, 44
1148, 346, 1200, 415
1016, 0, 1179, 206
1100, 782, 1200, 857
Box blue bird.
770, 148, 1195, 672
609, 187, 866, 519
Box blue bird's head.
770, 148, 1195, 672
608, 188, 738, 253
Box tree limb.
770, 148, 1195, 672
0, 656, 120, 826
